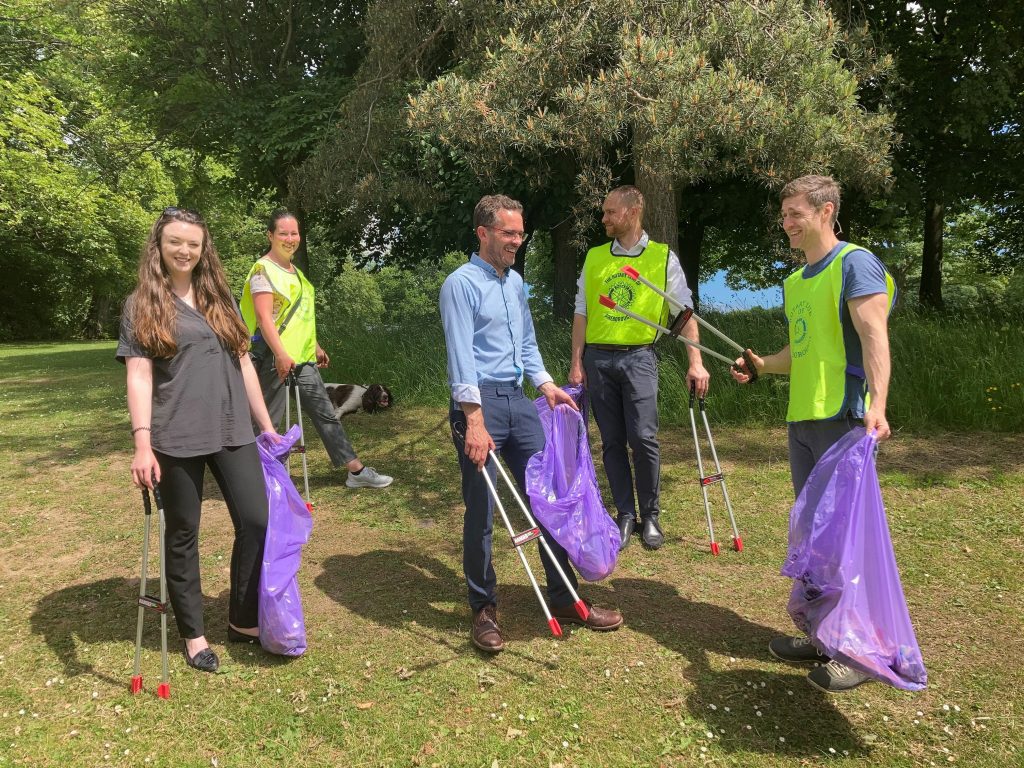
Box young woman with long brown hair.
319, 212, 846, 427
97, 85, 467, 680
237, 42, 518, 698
118, 207, 279, 673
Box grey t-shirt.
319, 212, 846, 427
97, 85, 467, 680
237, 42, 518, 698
117, 296, 255, 457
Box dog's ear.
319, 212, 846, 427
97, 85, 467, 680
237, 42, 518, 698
362, 385, 379, 413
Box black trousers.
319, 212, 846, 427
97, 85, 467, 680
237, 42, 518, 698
154, 443, 268, 639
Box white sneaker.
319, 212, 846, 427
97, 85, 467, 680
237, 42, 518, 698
345, 466, 393, 489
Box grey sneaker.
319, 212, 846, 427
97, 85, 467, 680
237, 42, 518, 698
345, 466, 393, 489
768, 635, 830, 664
807, 660, 872, 693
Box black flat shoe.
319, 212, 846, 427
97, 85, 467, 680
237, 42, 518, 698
227, 626, 259, 644
616, 515, 635, 551
183, 643, 220, 673
641, 515, 664, 550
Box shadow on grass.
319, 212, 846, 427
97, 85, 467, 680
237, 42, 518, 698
605, 576, 865, 757
316, 551, 865, 758
315, 549, 563, 680
29, 577, 294, 687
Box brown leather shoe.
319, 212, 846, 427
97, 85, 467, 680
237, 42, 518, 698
551, 600, 623, 631
471, 605, 504, 652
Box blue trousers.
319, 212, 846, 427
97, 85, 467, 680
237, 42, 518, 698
449, 385, 578, 612
583, 346, 661, 521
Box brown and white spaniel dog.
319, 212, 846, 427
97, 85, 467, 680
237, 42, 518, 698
324, 383, 393, 419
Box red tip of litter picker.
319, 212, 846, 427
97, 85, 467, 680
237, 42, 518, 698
130, 675, 143, 694
710, 541, 721, 556
548, 618, 563, 637
733, 536, 743, 552
305, 501, 314, 512
620, 265, 640, 279
157, 682, 170, 700
598, 294, 616, 309
573, 599, 590, 621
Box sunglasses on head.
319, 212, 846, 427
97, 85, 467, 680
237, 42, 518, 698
162, 206, 204, 221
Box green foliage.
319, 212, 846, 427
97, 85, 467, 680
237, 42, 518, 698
302, 0, 896, 311
0, 1, 173, 339
835, 0, 1024, 307
407, 0, 893, 223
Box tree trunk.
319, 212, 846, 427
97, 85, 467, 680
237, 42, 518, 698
677, 217, 705, 313
551, 215, 578, 320
634, 164, 680, 258
85, 293, 113, 339
920, 192, 945, 309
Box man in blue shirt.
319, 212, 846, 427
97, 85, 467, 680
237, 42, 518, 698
440, 194, 624, 653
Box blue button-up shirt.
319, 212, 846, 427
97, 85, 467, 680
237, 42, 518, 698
440, 253, 553, 405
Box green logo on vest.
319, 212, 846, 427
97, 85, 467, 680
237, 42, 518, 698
791, 300, 812, 358
605, 275, 636, 322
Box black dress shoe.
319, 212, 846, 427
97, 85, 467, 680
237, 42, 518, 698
641, 515, 664, 549
227, 626, 259, 644
616, 515, 635, 551
183, 643, 220, 673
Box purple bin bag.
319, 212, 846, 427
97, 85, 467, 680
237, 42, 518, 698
256, 426, 313, 656
525, 385, 620, 581
782, 427, 927, 690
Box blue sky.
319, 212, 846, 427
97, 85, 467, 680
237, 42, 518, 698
699, 270, 782, 310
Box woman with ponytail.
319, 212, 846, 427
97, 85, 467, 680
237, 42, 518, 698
117, 207, 279, 673
240, 209, 393, 489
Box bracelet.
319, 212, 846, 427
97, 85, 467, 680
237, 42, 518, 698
131, 426, 151, 435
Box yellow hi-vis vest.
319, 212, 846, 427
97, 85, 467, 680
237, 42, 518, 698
584, 240, 670, 345
784, 243, 896, 422
239, 257, 318, 364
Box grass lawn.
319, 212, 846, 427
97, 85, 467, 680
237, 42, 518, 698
0, 341, 1021, 767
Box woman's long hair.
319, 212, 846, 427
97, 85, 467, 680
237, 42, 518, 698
129, 208, 249, 357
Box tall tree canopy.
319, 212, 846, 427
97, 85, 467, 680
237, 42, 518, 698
113, 0, 369, 270
301, 0, 894, 315
836, 0, 1024, 309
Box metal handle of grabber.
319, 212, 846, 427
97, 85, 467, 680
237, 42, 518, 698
285, 371, 313, 511
131, 480, 170, 699
598, 295, 736, 367
688, 383, 743, 555
480, 451, 590, 635
617, 265, 759, 382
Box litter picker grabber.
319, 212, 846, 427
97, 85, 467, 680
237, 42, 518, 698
480, 450, 590, 637
598, 295, 738, 369
284, 371, 313, 512
687, 383, 743, 555
607, 264, 759, 382
131, 483, 170, 699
